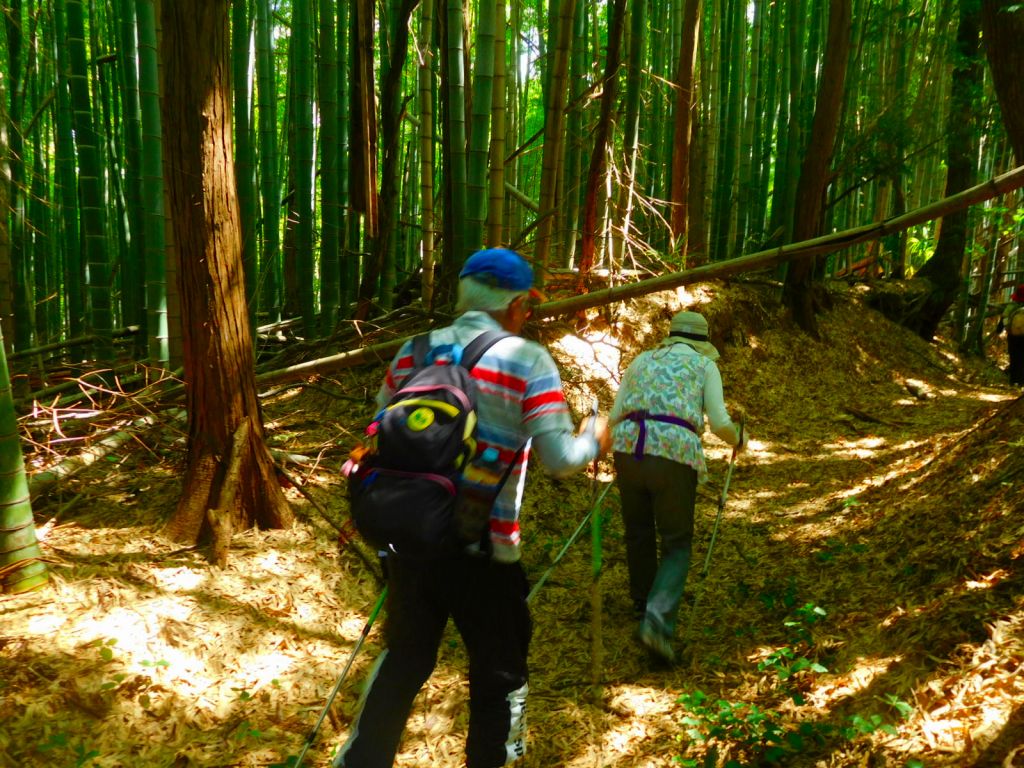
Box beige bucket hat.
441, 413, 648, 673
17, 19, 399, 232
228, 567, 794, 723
660, 310, 720, 361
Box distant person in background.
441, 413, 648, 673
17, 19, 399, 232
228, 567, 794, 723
609, 310, 747, 664
999, 284, 1024, 386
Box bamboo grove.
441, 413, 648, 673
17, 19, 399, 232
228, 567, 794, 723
0, 0, 1023, 366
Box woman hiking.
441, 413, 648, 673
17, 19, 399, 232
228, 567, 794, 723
609, 310, 748, 664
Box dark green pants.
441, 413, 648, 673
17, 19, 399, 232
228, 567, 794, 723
613, 452, 699, 635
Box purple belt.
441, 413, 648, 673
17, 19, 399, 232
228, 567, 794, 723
622, 410, 698, 459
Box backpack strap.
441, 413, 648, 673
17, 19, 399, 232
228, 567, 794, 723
459, 329, 515, 371
472, 440, 527, 558
411, 333, 432, 369
410, 329, 512, 372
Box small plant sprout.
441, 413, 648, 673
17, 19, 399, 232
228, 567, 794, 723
878, 693, 915, 720
90, 637, 118, 663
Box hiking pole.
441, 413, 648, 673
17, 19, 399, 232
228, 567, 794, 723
700, 416, 744, 578
274, 464, 384, 585
587, 399, 604, 701
293, 587, 388, 768
684, 418, 744, 646
527, 482, 613, 603
590, 485, 605, 701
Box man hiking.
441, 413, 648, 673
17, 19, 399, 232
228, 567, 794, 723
334, 248, 611, 768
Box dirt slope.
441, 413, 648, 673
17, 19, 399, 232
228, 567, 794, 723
1, 280, 1021, 767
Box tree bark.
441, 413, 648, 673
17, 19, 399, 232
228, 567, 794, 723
912, 0, 982, 340
980, 0, 1024, 164
159, 0, 292, 546
782, 0, 852, 338
578, 0, 627, 291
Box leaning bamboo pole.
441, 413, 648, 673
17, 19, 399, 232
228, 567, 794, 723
251, 164, 1024, 385
539, 163, 1024, 316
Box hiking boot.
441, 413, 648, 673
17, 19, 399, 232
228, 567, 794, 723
636, 619, 676, 665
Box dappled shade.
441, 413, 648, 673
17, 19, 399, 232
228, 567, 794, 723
2, 283, 1022, 765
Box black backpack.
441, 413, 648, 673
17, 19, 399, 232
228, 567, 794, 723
348, 330, 514, 559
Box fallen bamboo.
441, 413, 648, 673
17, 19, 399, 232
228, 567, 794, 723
250, 164, 1024, 385
8, 326, 140, 362
28, 409, 186, 499
536, 163, 1024, 319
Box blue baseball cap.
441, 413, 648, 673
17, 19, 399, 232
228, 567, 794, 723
459, 248, 534, 291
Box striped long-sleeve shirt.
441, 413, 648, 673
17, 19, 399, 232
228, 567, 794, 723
376, 311, 599, 562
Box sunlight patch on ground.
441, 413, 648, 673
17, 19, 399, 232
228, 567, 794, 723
55, 598, 229, 700
879, 605, 907, 628
610, 685, 678, 717
26, 611, 65, 635
150, 565, 206, 591
974, 391, 1015, 402
809, 655, 900, 707
553, 331, 624, 394
705, 438, 782, 467
821, 435, 888, 460
899, 612, 1024, 757
676, 285, 716, 306
336, 613, 372, 638
569, 686, 684, 766
236, 648, 296, 693
17, 525, 372, 737
795, 436, 935, 510
257, 550, 290, 576
400, 668, 469, 761
75, 598, 191, 653
964, 568, 1010, 590
723, 497, 755, 513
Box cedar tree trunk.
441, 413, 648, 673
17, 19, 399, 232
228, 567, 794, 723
910, 0, 982, 340
981, 0, 1024, 164
782, 0, 852, 338
160, 0, 292, 549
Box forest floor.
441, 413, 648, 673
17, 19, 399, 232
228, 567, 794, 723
2, 279, 1023, 768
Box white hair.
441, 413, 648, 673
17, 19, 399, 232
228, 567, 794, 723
456, 277, 528, 314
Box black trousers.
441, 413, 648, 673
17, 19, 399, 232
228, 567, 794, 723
1009, 333, 1024, 386
335, 554, 532, 768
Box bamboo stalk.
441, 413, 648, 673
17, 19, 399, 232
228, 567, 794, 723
125, 163, 1024, 396
537, 163, 1024, 318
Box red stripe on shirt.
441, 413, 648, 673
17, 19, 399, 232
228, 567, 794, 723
491, 518, 520, 536
472, 366, 528, 394
523, 390, 566, 413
